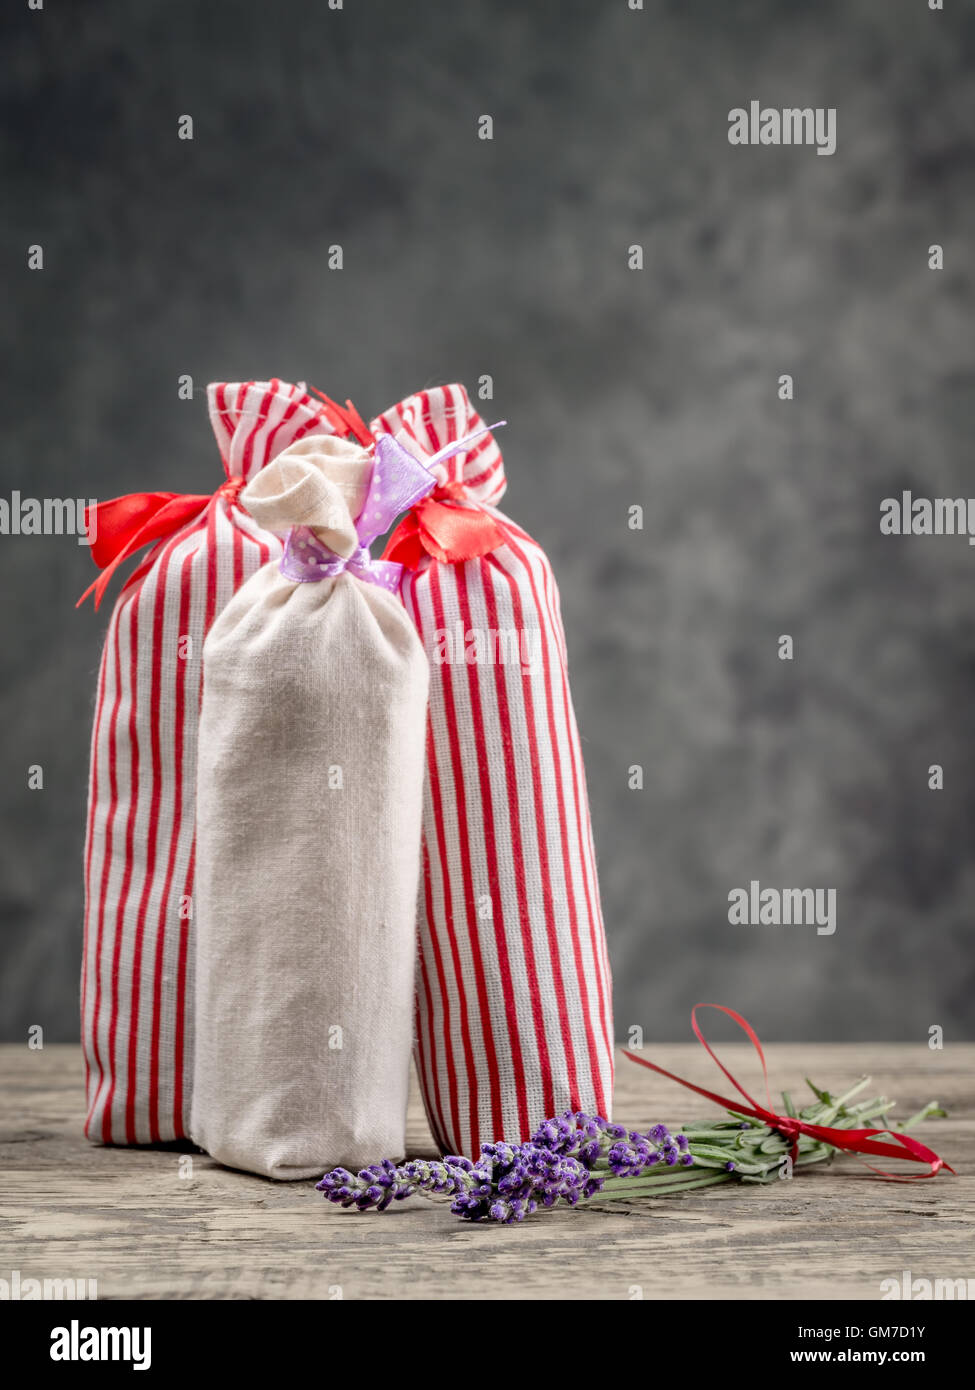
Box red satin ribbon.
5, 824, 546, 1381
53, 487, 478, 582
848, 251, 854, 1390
623, 1003, 952, 1180
77, 475, 246, 610
309, 389, 373, 447
383, 480, 506, 568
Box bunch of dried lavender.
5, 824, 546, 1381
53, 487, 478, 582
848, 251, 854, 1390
316, 1078, 945, 1224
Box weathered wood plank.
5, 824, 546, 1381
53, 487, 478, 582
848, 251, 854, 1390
0, 1043, 970, 1300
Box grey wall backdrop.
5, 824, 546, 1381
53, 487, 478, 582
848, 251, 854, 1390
2, 0, 973, 1044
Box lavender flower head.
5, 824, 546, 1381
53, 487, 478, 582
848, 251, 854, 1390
316, 1109, 696, 1224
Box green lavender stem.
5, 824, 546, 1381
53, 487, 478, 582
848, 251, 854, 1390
592, 1173, 733, 1199
586, 1077, 945, 1204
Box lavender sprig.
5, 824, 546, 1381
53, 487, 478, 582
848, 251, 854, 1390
315, 1079, 945, 1225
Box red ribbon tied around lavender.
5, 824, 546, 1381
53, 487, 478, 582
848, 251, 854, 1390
623, 1004, 953, 1180
280, 421, 506, 590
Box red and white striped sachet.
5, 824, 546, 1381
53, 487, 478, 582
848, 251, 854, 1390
81, 380, 340, 1144
373, 384, 614, 1156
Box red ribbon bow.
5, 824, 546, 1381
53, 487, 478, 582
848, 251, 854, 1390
382, 479, 506, 569
77, 476, 247, 610
78, 389, 369, 612
623, 1004, 952, 1180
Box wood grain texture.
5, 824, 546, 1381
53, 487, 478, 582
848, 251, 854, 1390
0, 1043, 970, 1300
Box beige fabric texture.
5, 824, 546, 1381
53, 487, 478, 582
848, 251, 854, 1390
191, 438, 429, 1181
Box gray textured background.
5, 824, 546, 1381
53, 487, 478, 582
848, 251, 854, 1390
2, 0, 973, 1044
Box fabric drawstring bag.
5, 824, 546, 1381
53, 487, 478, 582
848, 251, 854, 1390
372, 383, 615, 1157
80, 380, 349, 1145
190, 430, 436, 1179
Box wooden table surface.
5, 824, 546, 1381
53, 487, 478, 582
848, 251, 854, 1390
1, 1043, 970, 1300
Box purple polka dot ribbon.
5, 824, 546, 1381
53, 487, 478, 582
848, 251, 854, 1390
279, 422, 503, 591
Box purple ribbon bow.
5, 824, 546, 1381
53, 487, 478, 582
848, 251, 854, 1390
280, 420, 505, 590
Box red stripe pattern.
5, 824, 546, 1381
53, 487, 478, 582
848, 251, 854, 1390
81, 380, 336, 1144
371, 385, 614, 1156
